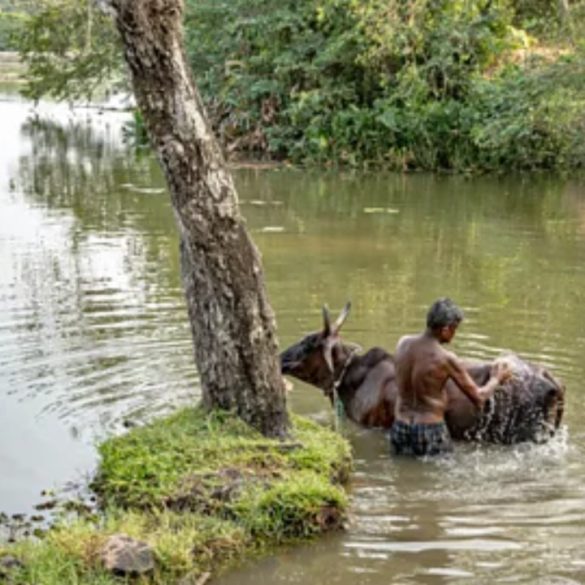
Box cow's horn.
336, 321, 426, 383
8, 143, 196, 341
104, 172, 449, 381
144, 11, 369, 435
322, 304, 332, 336
333, 301, 351, 334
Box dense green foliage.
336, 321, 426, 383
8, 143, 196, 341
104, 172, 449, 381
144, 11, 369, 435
0, 0, 32, 51
12, 0, 585, 171
16, 0, 121, 101
185, 0, 585, 171
0, 408, 351, 584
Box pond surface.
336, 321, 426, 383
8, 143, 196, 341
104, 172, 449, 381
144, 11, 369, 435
1, 91, 585, 584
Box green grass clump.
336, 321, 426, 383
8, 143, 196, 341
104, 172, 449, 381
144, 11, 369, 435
1, 527, 115, 585
1, 408, 352, 585
94, 408, 351, 510
236, 471, 347, 541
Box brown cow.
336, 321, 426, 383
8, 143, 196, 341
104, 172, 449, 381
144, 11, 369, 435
280, 303, 565, 444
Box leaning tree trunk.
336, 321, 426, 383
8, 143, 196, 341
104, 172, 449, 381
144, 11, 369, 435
558, 0, 570, 23
109, 0, 289, 437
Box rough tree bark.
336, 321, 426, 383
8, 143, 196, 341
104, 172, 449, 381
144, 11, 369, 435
109, 0, 290, 437
558, 0, 570, 23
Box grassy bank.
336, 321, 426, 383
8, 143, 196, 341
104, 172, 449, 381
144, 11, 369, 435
0, 408, 352, 584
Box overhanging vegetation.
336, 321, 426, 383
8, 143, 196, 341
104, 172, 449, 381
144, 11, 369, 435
11, 0, 585, 173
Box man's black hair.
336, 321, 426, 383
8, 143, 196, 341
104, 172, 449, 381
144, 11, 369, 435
426, 298, 464, 330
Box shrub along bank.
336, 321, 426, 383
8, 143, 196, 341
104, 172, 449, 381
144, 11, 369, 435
185, 0, 585, 172
14, 0, 585, 172
0, 408, 352, 584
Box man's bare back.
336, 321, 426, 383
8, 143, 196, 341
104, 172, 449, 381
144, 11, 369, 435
394, 333, 458, 424
391, 298, 510, 456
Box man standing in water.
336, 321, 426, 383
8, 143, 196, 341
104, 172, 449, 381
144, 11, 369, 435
391, 298, 510, 456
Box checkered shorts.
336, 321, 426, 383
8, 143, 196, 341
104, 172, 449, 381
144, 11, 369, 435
390, 420, 453, 457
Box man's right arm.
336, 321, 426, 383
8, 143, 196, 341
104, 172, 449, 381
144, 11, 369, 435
446, 354, 504, 409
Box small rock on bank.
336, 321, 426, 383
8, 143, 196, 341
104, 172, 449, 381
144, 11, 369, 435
0, 554, 24, 580
100, 534, 154, 576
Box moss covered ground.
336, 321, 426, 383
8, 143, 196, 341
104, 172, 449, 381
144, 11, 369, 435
0, 408, 352, 584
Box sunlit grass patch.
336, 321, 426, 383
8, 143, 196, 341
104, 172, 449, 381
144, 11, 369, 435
235, 471, 347, 541
94, 408, 351, 511
1, 532, 114, 585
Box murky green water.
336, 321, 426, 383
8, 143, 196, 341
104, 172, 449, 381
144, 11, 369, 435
1, 91, 585, 584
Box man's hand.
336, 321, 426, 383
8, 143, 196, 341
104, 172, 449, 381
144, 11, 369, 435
476, 361, 513, 406
492, 361, 513, 385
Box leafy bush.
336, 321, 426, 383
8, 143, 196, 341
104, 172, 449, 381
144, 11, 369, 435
17, 0, 122, 101
14, 0, 585, 171
470, 51, 585, 171
183, 0, 585, 171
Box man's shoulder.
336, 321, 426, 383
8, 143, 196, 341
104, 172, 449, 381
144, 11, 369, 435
396, 334, 417, 351
440, 347, 461, 369
396, 334, 428, 358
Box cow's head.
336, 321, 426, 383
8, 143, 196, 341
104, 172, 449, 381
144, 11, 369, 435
280, 302, 351, 392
